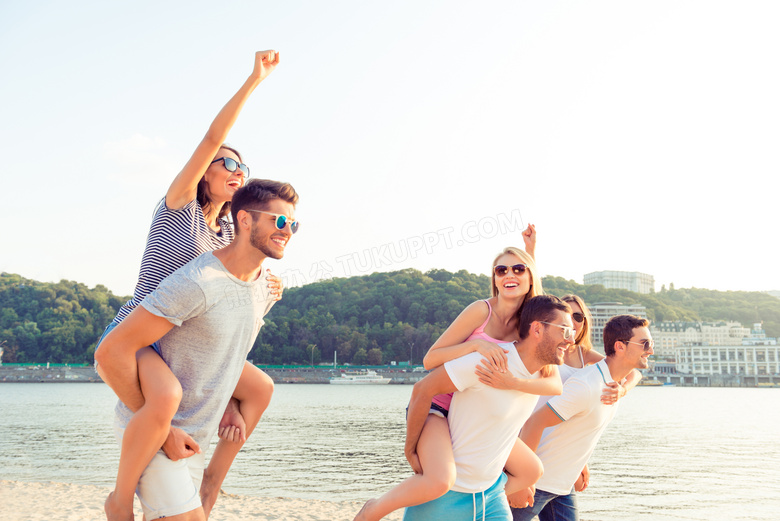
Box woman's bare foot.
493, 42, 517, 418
218, 397, 246, 443
353, 498, 380, 521
104, 491, 134, 521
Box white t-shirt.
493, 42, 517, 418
533, 345, 585, 412
444, 344, 541, 493
534, 359, 619, 495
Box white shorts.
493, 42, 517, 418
114, 425, 206, 520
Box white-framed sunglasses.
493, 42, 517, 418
539, 321, 576, 342
244, 210, 299, 234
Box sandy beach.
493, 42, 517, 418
0, 480, 403, 521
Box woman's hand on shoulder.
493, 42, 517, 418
266, 270, 284, 301
251, 50, 280, 82
475, 358, 518, 390
600, 381, 625, 405
474, 340, 509, 373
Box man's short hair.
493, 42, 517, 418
603, 315, 650, 356
518, 295, 572, 340
231, 179, 299, 233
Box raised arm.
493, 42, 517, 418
422, 301, 509, 371
475, 362, 562, 395
94, 308, 175, 411
521, 224, 536, 260
404, 367, 458, 474
166, 50, 280, 210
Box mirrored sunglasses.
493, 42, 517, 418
572, 312, 585, 323
211, 157, 250, 177
493, 264, 527, 277
245, 210, 299, 234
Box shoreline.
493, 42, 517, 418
2, 365, 777, 387
0, 480, 401, 521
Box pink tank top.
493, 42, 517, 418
431, 300, 506, 411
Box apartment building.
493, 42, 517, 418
584, 270, 655, 294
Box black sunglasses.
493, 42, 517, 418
572, 312, 585, 323
493, 264, 527, 277
211, 157, 250, 177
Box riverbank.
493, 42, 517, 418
1, 364, 777, 387
0, 364, 425, 384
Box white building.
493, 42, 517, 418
675, 324, 780, 376
651, 321, 751, 359
588, 302, 649, 351
584, 270, 655, 294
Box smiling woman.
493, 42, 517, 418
354, 228, 569, 521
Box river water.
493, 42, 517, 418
0, 383, 778, 520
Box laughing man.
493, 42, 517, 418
510, 314, 653, 521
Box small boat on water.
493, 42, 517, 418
329, 370, 392, 385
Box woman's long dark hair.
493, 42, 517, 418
197, 144, 242, 221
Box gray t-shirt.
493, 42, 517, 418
114, 251, 275, 447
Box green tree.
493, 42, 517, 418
367, 347, 382, 365
353, 348, 368, 365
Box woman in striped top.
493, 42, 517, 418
99, 50, 282, 521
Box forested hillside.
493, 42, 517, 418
2, 270, 779, 365
0, 273, 124, 364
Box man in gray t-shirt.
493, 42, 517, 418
114, 251, 276, 450
96, 179, 299, 521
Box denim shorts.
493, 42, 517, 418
94, 321, 161, 368
429, 402, 449, 418
405, 402, 450, 420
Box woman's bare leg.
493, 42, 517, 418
104, 347, 182, 521
504, 437, 543, 496
200, 363, 274, 519
354, 414, 456, 521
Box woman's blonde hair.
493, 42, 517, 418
561, 294, 593, 353
491, 247, 555, 377
490, 247, 543, 299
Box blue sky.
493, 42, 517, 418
1, 0, 778, 296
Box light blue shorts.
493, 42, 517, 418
403, 473, 511, 521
